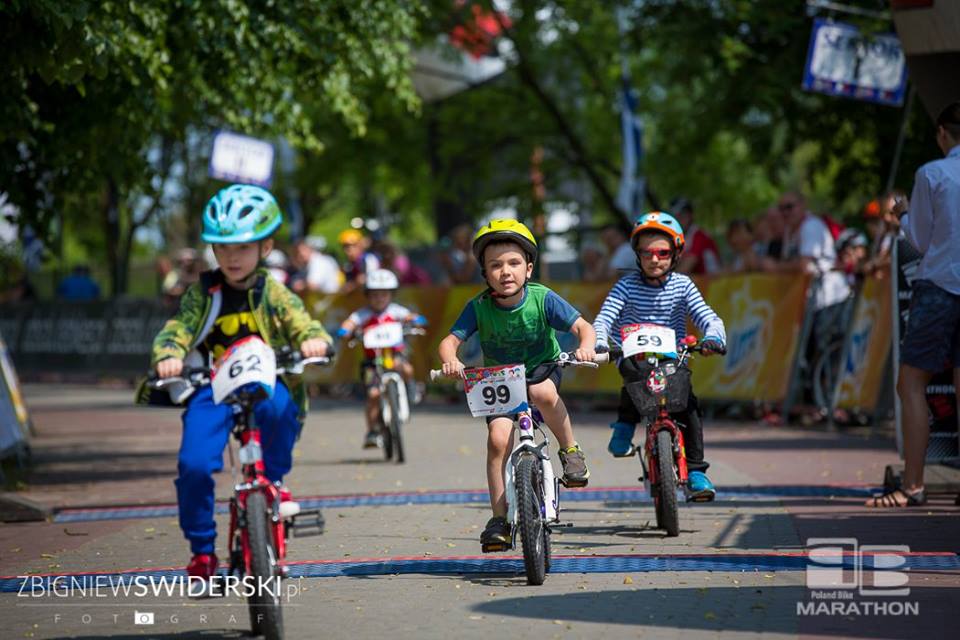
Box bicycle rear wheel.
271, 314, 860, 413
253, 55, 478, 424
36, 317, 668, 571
516, 455, 547, 585
813, 339, 844, 420
246, 491, 283, 640
655, 430, 679, 537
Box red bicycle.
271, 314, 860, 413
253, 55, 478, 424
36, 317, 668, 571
151, 340, 328, 640
600, 333, 724, 536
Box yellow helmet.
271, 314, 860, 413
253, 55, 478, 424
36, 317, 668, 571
338, 229, 364, 245
472, 219, 538, 265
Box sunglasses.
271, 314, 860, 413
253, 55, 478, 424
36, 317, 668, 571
778, 202, 797, 212
638, 248, 673, 259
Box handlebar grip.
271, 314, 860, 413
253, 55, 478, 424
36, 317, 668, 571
593, 353, 611, 364
429, 369, 443, 381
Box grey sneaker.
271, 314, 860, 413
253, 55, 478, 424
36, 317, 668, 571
363, 431, 382, 449
558, 444, 590, 487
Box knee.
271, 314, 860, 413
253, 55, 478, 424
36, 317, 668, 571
178, 451, 216, 481
487, 430, 511, 457
368, 387, 381, 400
529, 383, 558, 408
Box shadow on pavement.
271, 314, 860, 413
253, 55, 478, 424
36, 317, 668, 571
470, 585, 954, 638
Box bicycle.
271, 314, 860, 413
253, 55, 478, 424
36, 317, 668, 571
598, 324, 725, 537
150, 336, 329, 640
430, 352, 597, 585
349, 323, 426, 463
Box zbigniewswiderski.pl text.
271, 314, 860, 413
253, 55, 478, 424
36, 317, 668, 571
17, 575, 300, 601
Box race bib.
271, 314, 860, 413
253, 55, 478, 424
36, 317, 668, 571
211, 336, 276, 404
362, 322, 404, 349
621, 323, 678, 359
463, 364, 528, 418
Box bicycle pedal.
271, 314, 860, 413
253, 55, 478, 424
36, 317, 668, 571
481, 542, 510, 553
686, 494, 716, 503
561, 478, 588, 489
288, 510, 326, 537
612, 446, 636, 458
546, 522, 574, 531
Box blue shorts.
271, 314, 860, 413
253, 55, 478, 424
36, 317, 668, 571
900, 279, 960, 372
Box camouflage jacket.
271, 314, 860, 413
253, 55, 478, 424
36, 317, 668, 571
136, 268, 331, 419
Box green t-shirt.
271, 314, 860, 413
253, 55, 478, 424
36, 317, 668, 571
451, 282, 580, 368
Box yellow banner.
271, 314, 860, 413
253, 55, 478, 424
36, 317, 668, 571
834, 271, 892, 411
690, 273, 810, 402
301, 274, 810, 403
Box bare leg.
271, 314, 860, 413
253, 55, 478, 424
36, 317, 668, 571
486, 418, 514, 517
897, 363, 934, 490
365, 387, 381, 433
528, 379, 575, 449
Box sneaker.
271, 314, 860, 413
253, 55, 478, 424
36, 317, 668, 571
363, 431, 382, 449
480, 516, 511, 551
686, 471, 716, 502
607, 422, 636, 457
558, 444, 590, 487
186, 553, 218, 579
278, 487, 300, 519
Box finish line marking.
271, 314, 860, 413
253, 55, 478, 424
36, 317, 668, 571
52, 484, 878, 523
2, 551, 957, 593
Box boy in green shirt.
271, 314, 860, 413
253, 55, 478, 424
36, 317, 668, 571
438, 219, 595, 549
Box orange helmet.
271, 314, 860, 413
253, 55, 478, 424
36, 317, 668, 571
630, 211, 686, 255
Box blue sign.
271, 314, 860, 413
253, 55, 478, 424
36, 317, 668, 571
803, 18, 908, 107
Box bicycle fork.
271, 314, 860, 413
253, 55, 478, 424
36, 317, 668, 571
505, 411, 560, 528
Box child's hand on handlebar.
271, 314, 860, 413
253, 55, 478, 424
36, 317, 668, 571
441, 359, 465, 378
700, 338, 724, 356
157, 357, 184, 379
574, 346, 596, 364
300, 339, 330, 358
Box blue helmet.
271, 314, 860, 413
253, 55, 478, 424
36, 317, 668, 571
630, 211, 686, 254
201, 184, 283, 244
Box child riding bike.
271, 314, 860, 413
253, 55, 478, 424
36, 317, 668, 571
437, 219, 596, 550
593, 212, 726, 501
336, 268, 426, 449
137, 184, 332, 580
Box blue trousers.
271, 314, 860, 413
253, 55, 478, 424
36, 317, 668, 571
176, 382, 301, 555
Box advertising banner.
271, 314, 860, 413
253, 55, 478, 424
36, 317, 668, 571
834, 270, 893, 413
691, 274, 810, 402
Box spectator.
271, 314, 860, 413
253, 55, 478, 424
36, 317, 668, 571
835, 228, 869, 288
670, 198, 720, 275
439, 224, 480, 284
724, 219, 759, 273
162, 248, 204, 299
867, 102, 960, 508
0, 264, 36, 303
861, 195, 902, 278
379, 241, 431, 285
264, 249, 290, 285
754, 206, 785, 260
338, 228, 380, 293
288, 237, 342, 295
600, 224, 635, 277
580, 242, 609, 282
766, 190, 852, 419
56, 265, 100, 301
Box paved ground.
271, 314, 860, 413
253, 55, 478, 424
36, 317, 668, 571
1, 384, 958, 639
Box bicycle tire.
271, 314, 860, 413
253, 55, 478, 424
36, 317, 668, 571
386, 379, 405, 464
516, 455, 547, 585
246, 491, 283, 640
380, 393, 394, 461
655, 430, 680, 537
813, 340, 844, 418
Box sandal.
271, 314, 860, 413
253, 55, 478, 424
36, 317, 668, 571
865, 488, 926, 508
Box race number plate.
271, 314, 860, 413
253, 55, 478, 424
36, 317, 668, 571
463, 364, 528, 418
211, 336, 276, 404
362, 322, 404, 349
621, 323, 678, 359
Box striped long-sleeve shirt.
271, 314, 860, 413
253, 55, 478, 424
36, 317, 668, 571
593, 271, 726, 348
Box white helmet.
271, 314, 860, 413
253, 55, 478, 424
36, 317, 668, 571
365, 268, 399, 291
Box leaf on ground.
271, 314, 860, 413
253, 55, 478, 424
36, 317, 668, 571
623, 576, 633, 585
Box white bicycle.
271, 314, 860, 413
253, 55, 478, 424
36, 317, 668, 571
431, 352, 598, 585
350, 323, 425, 463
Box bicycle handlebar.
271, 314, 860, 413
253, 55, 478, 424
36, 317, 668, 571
429, 352, 601, 381
147, 352, 331, 388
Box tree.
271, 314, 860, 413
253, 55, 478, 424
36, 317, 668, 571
1, 0, 422, 294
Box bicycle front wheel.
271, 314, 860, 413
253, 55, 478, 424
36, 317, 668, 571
655, 429, 680, 537
516, 455, 547, 585
385, 378, 405, 464
246, 491, 283, 640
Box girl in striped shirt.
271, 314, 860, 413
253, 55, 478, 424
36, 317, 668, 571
593, 212, 726, 501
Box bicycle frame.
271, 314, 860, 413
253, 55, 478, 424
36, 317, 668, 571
504, 408, 559, 527
369, 346, 409, 426
224, 391, 287, 577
